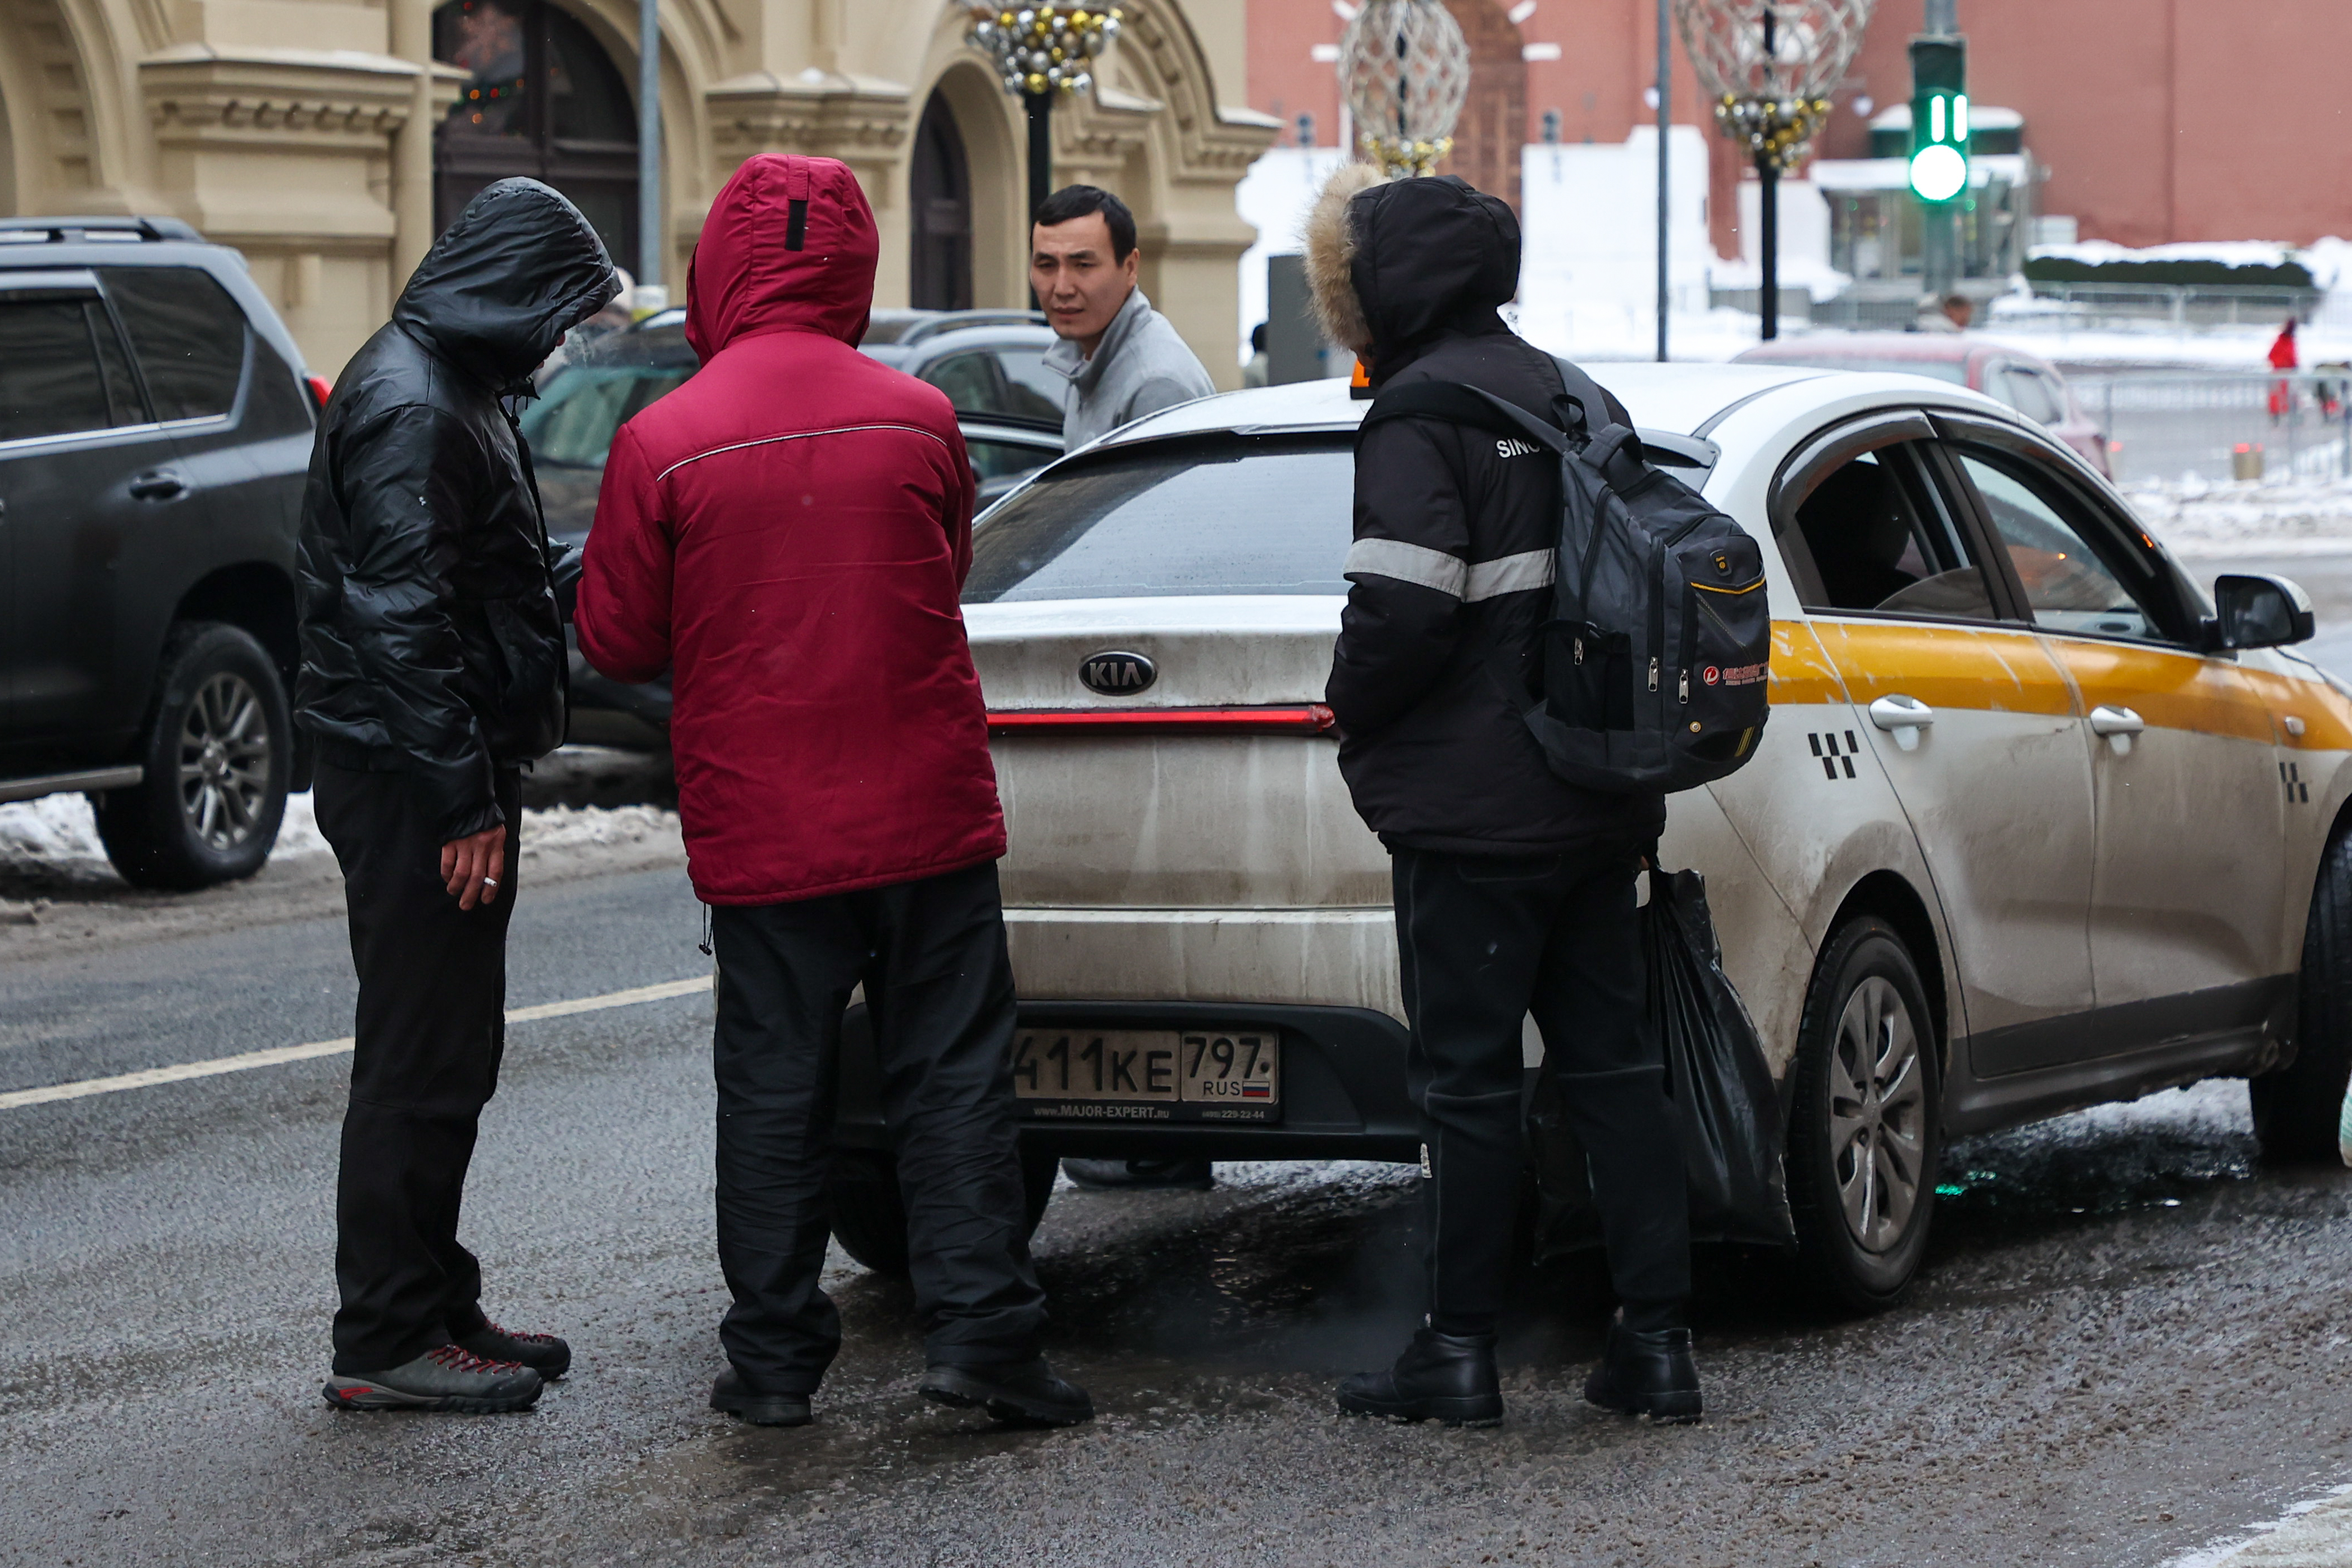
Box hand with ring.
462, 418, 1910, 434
440, 824, 508, 910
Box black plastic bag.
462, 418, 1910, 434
1529, 866, 1796, 1260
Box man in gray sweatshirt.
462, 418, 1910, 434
1032, 185, 1216, 450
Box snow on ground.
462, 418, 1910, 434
2122, 475, 2352, 557
0, 789, 678, 881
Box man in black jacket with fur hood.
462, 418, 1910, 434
298, 177, 617, 1414
1307, 167, 1699, 1426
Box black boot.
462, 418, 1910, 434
1337, 1328, 1502, 1426
920, 1359, 1093, 1428
1582, 1323, 1702, 1423
710, 1367, 813, 1428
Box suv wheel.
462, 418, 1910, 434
827, 1144, 1060, 1276
95, 622, 290, 891
1786, 917, 1943, 1312
2253, 830, 2352, 1164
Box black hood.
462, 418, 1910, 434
393, 179, 620, 393
1348, 175, 1520, 370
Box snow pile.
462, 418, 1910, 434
0, 790, 678, 879
2122, 474, 2352, 556
515, 803, 681, 855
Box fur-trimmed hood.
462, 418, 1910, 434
1303, 168, 1521, 371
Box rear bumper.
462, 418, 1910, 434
835, 1000, 1421, 1162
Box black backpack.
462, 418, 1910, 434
1362, 361, 1770, 796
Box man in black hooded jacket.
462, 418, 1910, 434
297, 177, 617, 1413
1305, 168, 1700, 1426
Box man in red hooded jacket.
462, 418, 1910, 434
577, 154, 1089, 1429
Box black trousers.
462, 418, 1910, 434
1393, 844, 1690, 1337
709, 859, 1046, 1394
316, 761, 521, 1375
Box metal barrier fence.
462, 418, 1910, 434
2013, 281, 2325, 336
2072, 370, 2352, 485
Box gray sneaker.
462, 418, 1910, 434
322, 1343, 544, 1413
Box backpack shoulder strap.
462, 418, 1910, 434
1547, 354, 1630, 432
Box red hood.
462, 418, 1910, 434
686, 154, 876, 362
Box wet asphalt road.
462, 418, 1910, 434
4, 860, 2352, 1567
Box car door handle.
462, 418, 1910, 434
2089, 704, 2145, 755
1867, 694, 1936, 751
128, 469, 188, 501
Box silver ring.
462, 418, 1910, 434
481, 877, 499, 888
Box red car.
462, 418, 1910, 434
1733, 332, 2112, 477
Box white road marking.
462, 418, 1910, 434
0, 974, 713, 1112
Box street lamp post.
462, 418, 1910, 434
965, 4, 1122, 289
1674, 0, 1873, 340
1335, 0, 1471, 177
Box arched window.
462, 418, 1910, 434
433, 0, 639, 273
909, 90, 974, 311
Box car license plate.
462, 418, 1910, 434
1012, 1028, 1280, 1123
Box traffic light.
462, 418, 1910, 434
1908, 36, 1968, 204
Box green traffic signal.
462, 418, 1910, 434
1908, 35, 1968, 204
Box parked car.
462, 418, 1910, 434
530, 308, 1065, 747
1734, 332, 2112, 477
0, 216, 323, 888
821, 365, 2352, 1312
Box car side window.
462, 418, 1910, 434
990, 348, 1069, 425
1788, 444, 2000, 622
1951, 448, 2171, 644
967, 437, 1052, 481
2004, 367, 2063, 426
0, 298, 129, 442
922, 353, 1006, 418
102, 267, 247, 422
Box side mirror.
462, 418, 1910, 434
2213, 573, 2316, 650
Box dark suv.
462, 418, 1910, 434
0, 216, 320, 888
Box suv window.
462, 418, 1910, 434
103, 267, 247, 421
519, 363, 694, 467
923, 349, 1063, 427
1952, 448, 2173, 643
1786, 444, 1999, 621
0, 297, 140, 441
966, 439, 1353, 603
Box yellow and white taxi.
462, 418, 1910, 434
826, 366, 2352, 1310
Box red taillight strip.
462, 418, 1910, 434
988, 704, 1337, 735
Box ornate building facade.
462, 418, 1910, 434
0, 0, 1274, 374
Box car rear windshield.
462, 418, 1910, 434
1758, 355, 1969, 385
964, 437, 1355, 603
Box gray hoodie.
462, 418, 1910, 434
1042, 285, 1216, 449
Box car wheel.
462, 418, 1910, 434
1785, 917, 1943, 1312
826, 1143, 1059, 1277
94, 623, 290, 892
2253, 830, 2352, 1164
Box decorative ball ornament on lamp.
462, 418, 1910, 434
1337, 0, 1471, 176
964, 4, 1122, 99
964, 4, 1123, 304
1672, 0, 1875, 339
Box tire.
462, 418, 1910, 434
2253, 830, 2352, 1164
1785, 917, 1943, 1314
826, 1142, 1060, 1277
94, 623, 290, 891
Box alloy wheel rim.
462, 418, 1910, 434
176, 672, 271, 851
1829, 974, 1927, 1254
